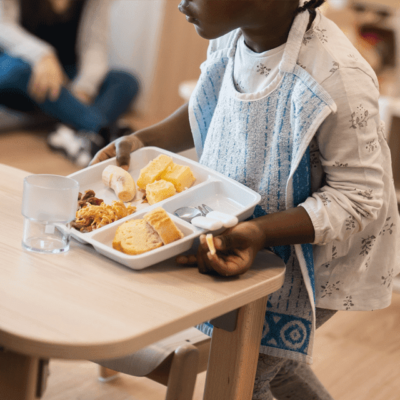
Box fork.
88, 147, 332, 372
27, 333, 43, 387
195, 204, 213, 216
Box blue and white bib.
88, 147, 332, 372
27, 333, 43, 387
189, 11, 336, 363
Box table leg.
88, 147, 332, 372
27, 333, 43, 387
203, 296, 268, 400
0, 349, 48, 400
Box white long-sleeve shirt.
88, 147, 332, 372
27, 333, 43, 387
0, 0, 111, 97
206, 11, 399, 311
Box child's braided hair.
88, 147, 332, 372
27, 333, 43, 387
295, 0, 325, 15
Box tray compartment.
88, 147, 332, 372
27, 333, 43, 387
162, 180, 259, 222
69, 147, 211, 202
86, 211, 197, 270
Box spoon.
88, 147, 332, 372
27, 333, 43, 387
174, 206, 202, 223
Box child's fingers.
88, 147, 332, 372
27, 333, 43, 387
214, 234, 236, 252
206, 252, 249, 277
199, 234, 208, 250
199, 234, 229, 274
206, 252, 235, 276
196, 239, 218, 274
115, 138, 132, 168
176, 254, 198, 265
89, 143, 116, 166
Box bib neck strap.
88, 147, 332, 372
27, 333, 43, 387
227, 9, 310, 71
279, 10, 310, 73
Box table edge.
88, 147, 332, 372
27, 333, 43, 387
0, 266, 285, 360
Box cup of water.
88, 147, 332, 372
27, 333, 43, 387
21, 174, 79, 254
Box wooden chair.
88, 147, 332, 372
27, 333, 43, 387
95, 327, 211, 400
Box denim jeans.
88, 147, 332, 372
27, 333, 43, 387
0, 53, 139, 133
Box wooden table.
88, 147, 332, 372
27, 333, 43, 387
0, 164, 285, 400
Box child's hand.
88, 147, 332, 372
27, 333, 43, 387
177, 221, 266, 276
89, 135, 144, 170
28, 54, 66, 103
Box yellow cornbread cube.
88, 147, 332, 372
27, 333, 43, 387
137, 155, 174, 190
160, 164, 196, 192
146, 180, 176, 205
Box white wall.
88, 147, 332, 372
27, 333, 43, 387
109, 0, 166, 114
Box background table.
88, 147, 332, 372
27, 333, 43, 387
0, 164, 285, 400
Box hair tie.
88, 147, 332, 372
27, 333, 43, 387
295, 0, 325, 15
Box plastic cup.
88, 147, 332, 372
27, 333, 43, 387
21, 174, 79, 254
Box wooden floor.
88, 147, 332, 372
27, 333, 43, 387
0, 129, 81, 176
0, 112, 162, 176
2, 127, 400, 400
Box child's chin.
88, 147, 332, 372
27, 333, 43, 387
194, 25, 224, 40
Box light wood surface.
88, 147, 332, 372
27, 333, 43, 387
204, 296, 268, 400
0, 350, 41, 400
163, 344, 199, 400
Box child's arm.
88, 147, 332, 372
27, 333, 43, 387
177, 207, 314, 276
300, 68, 384, 246
90, 103, 194, 169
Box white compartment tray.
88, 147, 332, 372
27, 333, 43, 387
68, 147, 261, 270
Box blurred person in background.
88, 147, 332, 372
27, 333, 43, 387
0, 0, 139, 166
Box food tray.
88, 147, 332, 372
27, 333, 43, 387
67, 147, 261, 270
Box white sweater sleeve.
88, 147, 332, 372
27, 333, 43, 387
299, 67, 384, 245
0, 0, 54, 65
70, 0, 111, 98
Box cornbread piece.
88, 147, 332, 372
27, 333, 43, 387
112, 220, 132, 252
144, 207, 184, 245
160, 164, 196, 192
146, 180, 176, 205
113, 219, 163, 255
137, 155, 174, 190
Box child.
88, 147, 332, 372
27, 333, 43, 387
0, 0, 139, 166
90, 0, 399, 398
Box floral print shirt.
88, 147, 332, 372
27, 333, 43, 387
207, 11, 399, 311
233, 35, 285, 94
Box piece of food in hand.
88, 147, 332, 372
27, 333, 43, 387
137, 155, 174, 190
160, 164, 195, 192
206, 233, 216, 255
113, 219, 163, 255
102, 165, 136, 202
146, 180, 176, 205
143, 207, 184, 245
